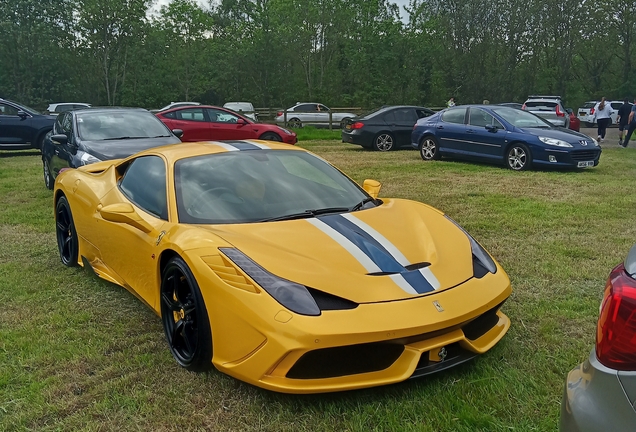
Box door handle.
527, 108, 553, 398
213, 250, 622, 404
436, 126, 444, 129
466, 129, 475, 133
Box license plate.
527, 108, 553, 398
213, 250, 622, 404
577, 161, 594, 168
579, 112, 585, 116
345, 124, 351, 130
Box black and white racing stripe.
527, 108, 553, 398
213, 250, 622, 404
308, 213, 440, 295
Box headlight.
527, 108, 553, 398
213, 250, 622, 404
219, 248, 320, 316
79, 151, 101, 165
592, 138, 599, 147
277, 126, 292, 135
445, 216, 497, 276
538, 137, 573, 147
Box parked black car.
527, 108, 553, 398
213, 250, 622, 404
41, 107, 182, 189
0, 98, 55, 150
341, 105, 435, 151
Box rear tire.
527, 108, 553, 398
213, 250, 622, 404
55, 195, 79, 267
288, 118, 302, 128
160, 256, 213, 372
419, 136, 441, 161
373, 133, 394, 151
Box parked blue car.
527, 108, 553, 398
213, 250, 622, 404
411, 105, 601, 170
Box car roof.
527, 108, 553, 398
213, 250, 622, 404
126, 141, 304, 165
72, 107, 149, 114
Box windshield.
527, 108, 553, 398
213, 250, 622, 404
175, 150, 369, 224
77, 111, 171, 141
224, 103, 254, 112
492, 107, 553, 128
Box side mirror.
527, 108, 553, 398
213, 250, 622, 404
485, 125, 498, 132
17, 110, 28, 119
363, 179, 382, 199
98, 203, 153, 233
565, 108, 573, 114
172, 129, 183, 138
51, 134, 68, 145
237, 118, 247, 126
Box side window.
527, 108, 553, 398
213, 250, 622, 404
441, 107, 467, 124
176, 108, 206, 122
54, 114, 65, 134
382, 110, 396, 123
119, 156, 168, 220
416, 109, 434, 119
0, 103, 19, 116
468, 108, 495, 127
317, 104, 329, 112
162, 111, 176, 119
207, 108, 239, 123
295, 104, 316, 113
56, 104, 73, 113
611, 103, 621, 110
61, 112, 73, 134
393, 108, 417, 123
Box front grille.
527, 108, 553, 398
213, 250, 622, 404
286, 342, 404, 379
462, 301, 503, 340
570, 150, 600, 161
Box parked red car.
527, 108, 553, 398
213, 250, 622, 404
156, 105, 297, 144
567, 108, 580, 132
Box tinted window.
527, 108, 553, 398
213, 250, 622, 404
0, 103, 19, 116
317, 104, 329, 112
76, 111, 171, 141
393, 108, 417, 123
295, 104, 317, 112
206, 108, 240, 123
582, 102, 596, 108
611, 103, 622, 110
382, 111, 396, 123
416, 108, 434, 119
441, 107, 467, 124
54, 114, 64, 134
60, 112, 72, 134
119, 156, 167, 219
163, 111, 176, 119
176, 108, 206, 121
524, 101, 557, 110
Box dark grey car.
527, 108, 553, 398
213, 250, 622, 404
560, 244, 636, 431
41, 108, 182, 189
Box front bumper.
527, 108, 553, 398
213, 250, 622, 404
532, 147, 601, 169
560, 349, 636, 431
197, 259, 512, 393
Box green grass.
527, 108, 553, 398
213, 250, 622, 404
2, 144, 636, 431
294, 126, 342, 141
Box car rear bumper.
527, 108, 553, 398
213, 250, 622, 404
341, 130, 371, 147
560, 350, 636, 431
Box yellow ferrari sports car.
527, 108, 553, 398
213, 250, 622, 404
53, 140, 511, 393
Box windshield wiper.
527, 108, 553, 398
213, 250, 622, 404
102, 136, 148, 140
260, 207, 350, 222
350, 197, 378, 212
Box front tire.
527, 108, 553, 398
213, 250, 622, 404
374, 133, 394, 151
419, 136, 441, 160
160, 256, 212, 372
43, 159, 54, 190
506, 143, 532, 171
288, 118, 302, 129
55, 195, 79, 266
259, 132, 282, 142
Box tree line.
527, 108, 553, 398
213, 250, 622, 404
1, 0, 634, 112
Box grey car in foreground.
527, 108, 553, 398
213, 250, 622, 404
560, 244, 636, 431
523, 95, 570, 129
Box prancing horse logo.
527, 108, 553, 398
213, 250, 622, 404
433, 300, 444, 312
438, 347, 447, 362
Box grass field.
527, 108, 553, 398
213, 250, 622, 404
1, 143, 636, 431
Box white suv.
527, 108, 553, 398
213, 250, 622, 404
578, 100, 631, 127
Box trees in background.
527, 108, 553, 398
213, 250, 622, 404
0, 0, 634, 111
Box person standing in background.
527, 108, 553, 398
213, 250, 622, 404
617, 98, 632, 146
592, 97, 613, 143
446, 97, 456, 108
620, 98, 636, 148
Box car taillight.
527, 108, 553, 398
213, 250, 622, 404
277, 111, 283, 117
596, 263, 636, 370
590, 108, 595, 115
521, 103, 526, 110
351, 122, 364, 129
555, 105, 565, 117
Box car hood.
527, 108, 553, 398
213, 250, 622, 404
196, 199, 476, 303
81, 136, 181, 160
517, 127, 596, 144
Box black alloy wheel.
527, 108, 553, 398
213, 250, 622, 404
419, 136, 441, 161
55, 195, 79, 267
43, 159, 54, 190
259, 132, 282, 142
506, 143, 532, 171
374, 133, 394, 151
160, 256, 212, 372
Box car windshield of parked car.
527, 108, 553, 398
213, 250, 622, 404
224, 103, 254, 112
77, 111, 171, 141
492, 107, 553, 129
175, 150, 369, 224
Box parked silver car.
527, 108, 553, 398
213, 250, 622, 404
45, 102, 91, 116
523, 95, 570, 128
223, 102, 257, 121
560, 244, 636, 431
275, 102, 356, 129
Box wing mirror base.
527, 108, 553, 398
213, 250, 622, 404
172, 129, 183, 138
363, 179, 382, 199
98, 203, 153, 233
51, 134, 68, 145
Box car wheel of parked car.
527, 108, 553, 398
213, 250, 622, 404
419, 136, 441, 161
160, 256, 213, 372
374, 133, 394, 151
288, 118, 302, 129
55, 195, 79, 267
506, 143, 532, 171
259, 132, 282, 142
43, 160, 54, 190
